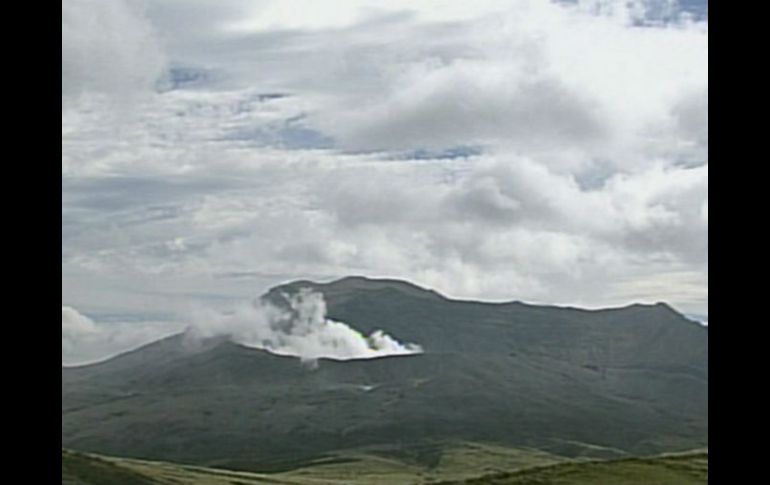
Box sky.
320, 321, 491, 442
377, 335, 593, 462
62, 0, 708, 364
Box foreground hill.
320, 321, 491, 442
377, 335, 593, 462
61, 448, 707, 485
62, 276, 707, 472
436, 450, 708, 485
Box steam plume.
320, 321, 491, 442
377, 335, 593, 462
189, 288, 423, 361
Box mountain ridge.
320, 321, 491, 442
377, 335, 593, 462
268, 275, 691, 316
62, 276, 707, 472
62, 276, 700, 371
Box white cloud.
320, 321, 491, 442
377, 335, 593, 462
319, 60, 607, 152
62, 1, 708, 363
62, 306, 184, 366
62, 306, 99, 357
62, 0, 166, 102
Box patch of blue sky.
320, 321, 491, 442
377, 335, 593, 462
554, 0, 707, 23
378, 145, 484, 162
221, 124, 335, 150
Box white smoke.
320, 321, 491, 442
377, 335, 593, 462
188, 288, 423, 361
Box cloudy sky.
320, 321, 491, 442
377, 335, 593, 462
62, 0, 708, 364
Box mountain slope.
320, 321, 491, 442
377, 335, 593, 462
62, 276, 707, 472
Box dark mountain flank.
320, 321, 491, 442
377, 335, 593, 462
62, 276, 707, 472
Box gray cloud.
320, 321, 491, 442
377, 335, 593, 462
62, 0, 166, 101
323, 65, 607, 151
62, 306, 184, 365
63, 1, 707, 363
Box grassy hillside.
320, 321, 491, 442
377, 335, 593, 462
62, 448, 288, 485
61, 441, 567, 484
437, 450, 708, 485
62, 448, 707, 485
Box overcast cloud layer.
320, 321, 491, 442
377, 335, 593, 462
62, 0, 707, 364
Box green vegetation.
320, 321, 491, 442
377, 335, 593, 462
62, 448, 707, 485
61, 442, 567, 485
436, 450, 708, 485
279, 441, 567, 484
62, 449, 161, 485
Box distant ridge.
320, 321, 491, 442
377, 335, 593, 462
269, 275, 691, 315
263, 275, 448, 306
